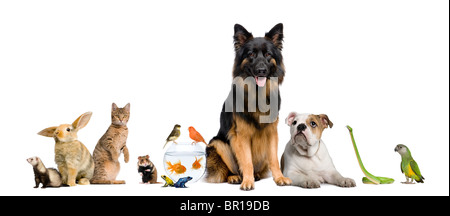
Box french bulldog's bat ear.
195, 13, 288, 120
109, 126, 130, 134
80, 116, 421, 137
285, 112, 297, 126
319, 114, 333, 129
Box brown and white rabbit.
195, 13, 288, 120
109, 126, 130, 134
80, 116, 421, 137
38, 112, 95, 186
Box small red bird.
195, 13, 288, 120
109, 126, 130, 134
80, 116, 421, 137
188, 126, 207, 145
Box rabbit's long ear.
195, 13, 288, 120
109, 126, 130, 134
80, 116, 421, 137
72, 112, 92, 130
38, 126, 57, 137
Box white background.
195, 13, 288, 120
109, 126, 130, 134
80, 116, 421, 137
0, 0, 448, 196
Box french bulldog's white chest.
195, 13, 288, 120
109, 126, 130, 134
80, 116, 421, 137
294, 141, 335, 173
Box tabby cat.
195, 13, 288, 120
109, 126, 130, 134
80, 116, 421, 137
90, 103, 130, 184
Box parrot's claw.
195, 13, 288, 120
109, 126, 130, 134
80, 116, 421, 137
401, 181, 415, 184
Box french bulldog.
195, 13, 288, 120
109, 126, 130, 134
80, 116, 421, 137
281, 112, 356, 188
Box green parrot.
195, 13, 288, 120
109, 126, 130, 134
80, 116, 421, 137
394, 144, 424, 184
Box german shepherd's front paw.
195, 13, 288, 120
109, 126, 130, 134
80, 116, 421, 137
227, 175, 242, 184
240, 179, 255, 191
274, 176, 292, 186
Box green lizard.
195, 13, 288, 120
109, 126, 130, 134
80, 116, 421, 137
346, 125, 394, 184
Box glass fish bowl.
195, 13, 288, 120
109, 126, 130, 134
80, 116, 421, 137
163, 142, 206, 183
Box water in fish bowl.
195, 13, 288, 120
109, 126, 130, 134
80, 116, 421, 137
163, 142, 206, 183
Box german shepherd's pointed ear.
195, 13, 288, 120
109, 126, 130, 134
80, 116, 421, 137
234, 24, 253, 51
265, 23, 284, 50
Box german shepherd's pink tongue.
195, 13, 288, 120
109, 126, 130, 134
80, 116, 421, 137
255, 77, 267, 87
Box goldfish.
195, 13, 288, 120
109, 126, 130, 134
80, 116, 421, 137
166, 160, 186, 175
192, 156, 203, 170
188, 126, 207, 145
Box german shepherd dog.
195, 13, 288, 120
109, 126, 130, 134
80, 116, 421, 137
205, 23, 292, 190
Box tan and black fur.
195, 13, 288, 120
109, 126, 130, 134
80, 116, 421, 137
91, 103, 130, 184
205, 23, 292, 190
38, 112, 94, 186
